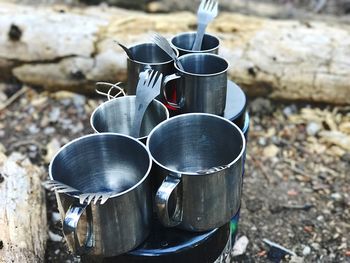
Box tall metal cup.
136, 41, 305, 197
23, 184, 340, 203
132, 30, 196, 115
162, 53, 229, 116
49, 133, 153, 257
171, 32, 220, 56
147, 113, 246, 232
127, 43, 178, 95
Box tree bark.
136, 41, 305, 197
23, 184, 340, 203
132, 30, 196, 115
0, 152, 47, 263
0, 2, 350, 104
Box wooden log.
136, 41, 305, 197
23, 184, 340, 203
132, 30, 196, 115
0, 152, 47, 263
1, 3, 350, 104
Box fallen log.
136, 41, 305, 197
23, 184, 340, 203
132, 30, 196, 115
0, 3, 350, 104
0, 152, 47, 263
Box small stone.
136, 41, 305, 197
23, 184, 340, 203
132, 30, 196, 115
258, 137, 267, 146
54, 249, 60, 255
232, 235, 249, 256
283, 105, 297, 117
146, 1, 167, 12
52, 90, 75, 100
302, 246, 311, 256
319, 131, 350, 151
306, 122, 321, 136
44, 127, 56, 135
287, 189, 299, 196
48, 231, 63, 242
331, 193, 342, 201
28, 145, 37, 152
51, 212, 61, 223
263, 144, 279, 158
49, 107, 60, 123
290, 255, 304, 263
311, 243, 320, 250
245, 198, 263, 212
0, 91, 7, 103
0, 130, 5, 137
28, 124, 39, 134
317, 215, 324, 221
251, 225, 257, 231
339, 122, 350, 134
31, 96, 48, 107
44, 138, 61, 163
250, 98, 272, 114
72, 94, 86, 108
0, 240, 3, 249
70, 122, 84, 134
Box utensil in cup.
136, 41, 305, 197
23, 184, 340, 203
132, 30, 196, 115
127, 42, 178, 95
192, 0, 219, 51
162, 53, 229, 116
171, 32, 219, 56
132, 70, 163, 138
151, 32, 185, 70
147, 113, 246, 232
49, 133, 153, 257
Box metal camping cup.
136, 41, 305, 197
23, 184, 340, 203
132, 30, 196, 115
90, 95, 169, 142
127, 43, 179, 95
162, 53, 229, 116
49, 133, 153, 257
171, 32, 220, 56
147, 113, 246, 231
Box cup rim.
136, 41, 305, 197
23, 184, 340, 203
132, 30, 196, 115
49, 133, 153, 200
146, 113, 246, 176
90, 96, 170, 140
127, 42, 179, 66
170, 31, 220, 54
175, 53, 229, 77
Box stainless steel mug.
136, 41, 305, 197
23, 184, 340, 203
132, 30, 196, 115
162, 53, 229, 116
49, 133, 153, 257
147, 113, 246, 232
127, 43, 179, 95
90, 95, 169, 142
171, 32, 220, 56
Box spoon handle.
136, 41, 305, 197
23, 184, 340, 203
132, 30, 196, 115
114, 40, 134, 60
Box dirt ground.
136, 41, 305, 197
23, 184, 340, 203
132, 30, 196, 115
0, 83, 349, 262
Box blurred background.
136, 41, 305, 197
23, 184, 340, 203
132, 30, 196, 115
0, 0, 349, 262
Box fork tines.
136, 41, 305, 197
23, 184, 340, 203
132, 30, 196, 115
198, 0, 218, 22
79, 192, 113, 205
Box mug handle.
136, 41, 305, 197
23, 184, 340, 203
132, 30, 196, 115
162, 73, 182, 109
63, 203, 93, 255
155, 174, 183, 227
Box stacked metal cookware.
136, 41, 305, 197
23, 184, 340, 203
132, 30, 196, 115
44, 1, 250, 262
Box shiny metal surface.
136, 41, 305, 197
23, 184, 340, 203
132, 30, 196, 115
90, 96, 169, 142
132, 70, 163, 137
147, 113, 246, 231
192, 0, 219, 51
224, 80, 247, 129
49, 133, 153, 257
107, 221, 231, 263
171, 32, 219, 56
127, 43, 178, 95
163, 53, 228, 116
